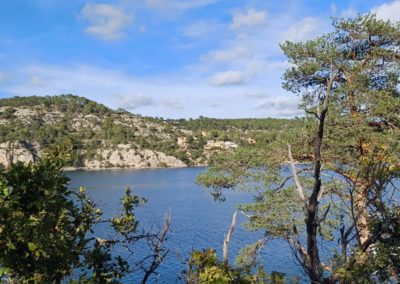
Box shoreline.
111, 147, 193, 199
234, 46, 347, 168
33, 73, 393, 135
62, 164, 205, 172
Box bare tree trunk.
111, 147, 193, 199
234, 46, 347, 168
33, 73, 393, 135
223, 211, 238, 265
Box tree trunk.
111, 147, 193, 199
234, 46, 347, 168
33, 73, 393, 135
306, 203, 323, 283
305, 77, 332, 283
348, 90, 357, 117
354, 184, 370, 246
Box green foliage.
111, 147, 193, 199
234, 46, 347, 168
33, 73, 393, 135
0, 107, 16, 119
333, 206, 400, 283
197, 14, 400, 283
0, 95, 111, 115
186, 248, 300, 284
0, 155, 168, 283
0, 156, 96, 283
186, 249, 256, 284
170, 116, 302, 132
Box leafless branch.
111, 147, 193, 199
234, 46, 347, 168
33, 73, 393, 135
223, 211, 238, 265
317, 185, 325, 201
141, 212, 172, 284
317, 204, 330, 225
239, 210, 253, 219
287, 143, 306, 202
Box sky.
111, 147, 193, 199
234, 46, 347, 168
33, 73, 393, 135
0, 0, 399, 119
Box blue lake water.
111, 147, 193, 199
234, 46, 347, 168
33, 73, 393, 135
66, 167, 303, 283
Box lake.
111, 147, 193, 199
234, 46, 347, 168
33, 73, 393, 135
66, 167, 303, 283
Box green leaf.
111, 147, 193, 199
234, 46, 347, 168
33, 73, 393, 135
28, 242, 37, 252
2, 186, 9, 196
0, 267, 10, 276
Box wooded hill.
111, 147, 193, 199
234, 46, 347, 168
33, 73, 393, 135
0, 95, 301, 169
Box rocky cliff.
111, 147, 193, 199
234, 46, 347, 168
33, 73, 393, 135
83, 145, 186, 169
0, 142, 186, 170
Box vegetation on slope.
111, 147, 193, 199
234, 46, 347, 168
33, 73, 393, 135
0, 95, 302, 168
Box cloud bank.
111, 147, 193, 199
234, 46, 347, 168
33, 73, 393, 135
81, 3, 132, 40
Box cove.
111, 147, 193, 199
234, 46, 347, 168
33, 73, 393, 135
66, 167, 302, 283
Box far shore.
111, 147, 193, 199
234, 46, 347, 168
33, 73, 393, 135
62, 164, 205, 172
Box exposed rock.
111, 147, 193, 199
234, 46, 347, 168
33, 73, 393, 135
43, 111, 64, 124
84, 145, 186, 169
0, 141, 186, 170
0, 96, 200, 169
203, 140, 238, 150
0, 142, 41, 168
177, 137, 188, 149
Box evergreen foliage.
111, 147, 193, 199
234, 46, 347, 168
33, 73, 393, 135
197, 14, 400, 283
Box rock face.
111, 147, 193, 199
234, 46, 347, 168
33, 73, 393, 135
0, 142, 41, 168
0, 142, 186, 170
84, 144, 186, 169
177, 137, 188, 149
203, 140, 238, 150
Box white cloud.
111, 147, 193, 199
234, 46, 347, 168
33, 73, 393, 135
29, 75, 46, 87
117, 94, 155, 110
0, 63, 302, 118
264, 60, 291, 70
209, 70, 246, 86
341, 6, 358, 18
254, 98, 302, 117
373, 1, 400, 22
203, 46, 252, 62
81, 3, 132, 40
231, 9, 267, 29
283, 17, 320, 42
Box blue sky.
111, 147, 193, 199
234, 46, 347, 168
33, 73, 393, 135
0, 0, 399, 118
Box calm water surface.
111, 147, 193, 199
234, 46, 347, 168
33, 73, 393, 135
66, 167, 302, 283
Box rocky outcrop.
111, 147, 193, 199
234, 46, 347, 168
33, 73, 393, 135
203, 140, 238, 150
0, 142, 186, 170
177, 137, 188, 149
84, 144, 186, 169
0, 142, 41, 168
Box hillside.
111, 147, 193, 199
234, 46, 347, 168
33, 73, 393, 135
0, 95, 302, 169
